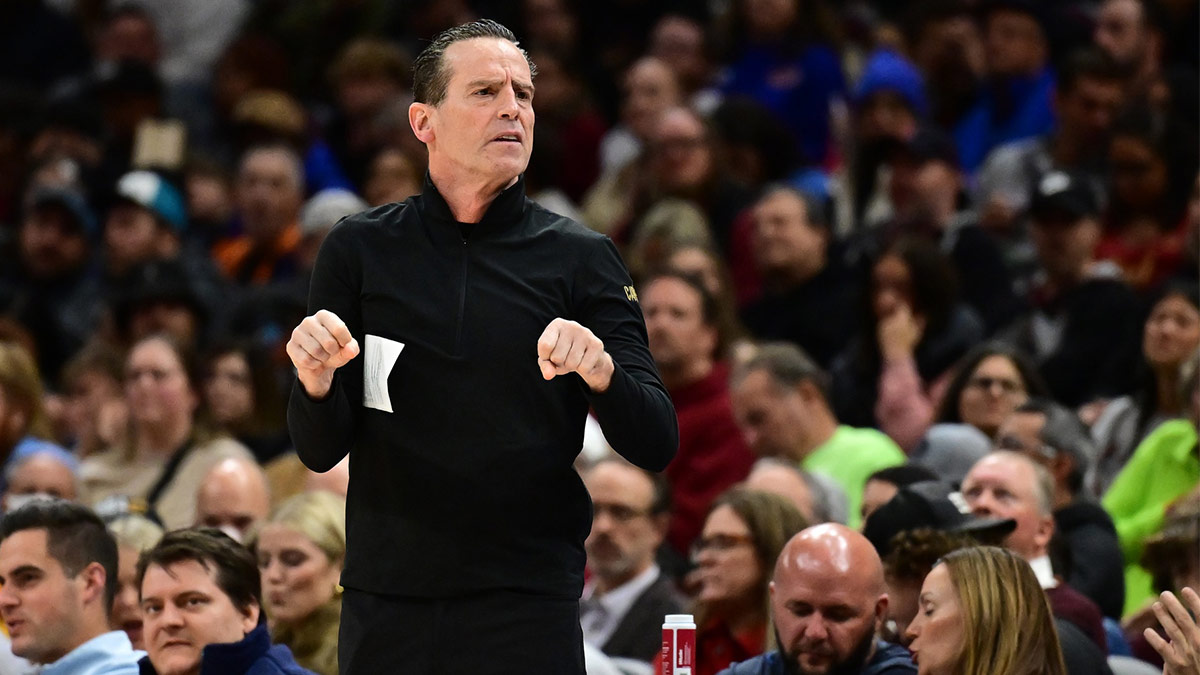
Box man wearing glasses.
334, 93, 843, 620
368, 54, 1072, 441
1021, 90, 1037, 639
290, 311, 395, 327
993, 398, 1125, 619
581, 459, 683, 664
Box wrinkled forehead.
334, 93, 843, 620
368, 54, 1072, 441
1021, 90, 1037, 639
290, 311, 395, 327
443, 37, 533, 87
966, 455, 1036, 494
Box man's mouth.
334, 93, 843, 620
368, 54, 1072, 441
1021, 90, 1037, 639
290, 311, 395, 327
492, 134, 522, 143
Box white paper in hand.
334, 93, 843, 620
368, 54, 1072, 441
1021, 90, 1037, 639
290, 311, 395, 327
363, 334, 404, 413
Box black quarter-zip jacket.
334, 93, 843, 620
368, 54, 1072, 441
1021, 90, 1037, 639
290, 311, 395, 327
288, 175, 678, 599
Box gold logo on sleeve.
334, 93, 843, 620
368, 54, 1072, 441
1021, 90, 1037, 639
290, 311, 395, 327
624, 286, 639, 302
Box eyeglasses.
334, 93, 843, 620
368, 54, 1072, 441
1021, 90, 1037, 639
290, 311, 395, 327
592, 502, 651, 523
966, 376, 1024, 395
690, 533, 755, 560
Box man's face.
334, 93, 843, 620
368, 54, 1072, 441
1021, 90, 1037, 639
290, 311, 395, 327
892, 159, 960, 223
649, 108, 711, 194
235, 149, 303, 241
731, 370, 805, 458
1055, 77, 1125, 148
621, 59, 681, 141
19, 204, 89, 280
413, 38, 534, 191
649, 17, 708, 90
583, 463, 663, 586
336, 75, 401, 121
752, 191, 826, 281
857, 92, 917, 142
985, 10, 1046, 77
1030, 216, 1100, 282
1095, 0, 1147, 68
643, 277, 716, 375
995, 412, 1047, 460
860, 479, 899, 526
3, 455, 77, 510
771, 552, 884, 674
0, 529, 87, 663
141, 560, 257, 675
194, 472, 270, 543
961, 454, 1053, 560
105, 203, 161, 273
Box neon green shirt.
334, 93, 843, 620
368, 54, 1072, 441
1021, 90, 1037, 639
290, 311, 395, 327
803, 425, 906, 529
1102, 418, 1199, 617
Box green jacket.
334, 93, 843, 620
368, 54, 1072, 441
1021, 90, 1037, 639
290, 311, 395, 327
1102, 419, 1199, 617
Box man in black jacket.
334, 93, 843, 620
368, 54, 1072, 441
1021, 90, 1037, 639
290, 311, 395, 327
995, 398, 1126, 619
285, 19, 678, 675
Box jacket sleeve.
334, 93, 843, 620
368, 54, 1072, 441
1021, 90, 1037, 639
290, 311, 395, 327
575, 236, 678, 472
875, 356, 934, 453
286, 222, 365, 472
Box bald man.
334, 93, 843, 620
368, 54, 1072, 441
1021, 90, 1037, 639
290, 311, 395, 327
719, 524, 915, 675
193, 457, 271, 542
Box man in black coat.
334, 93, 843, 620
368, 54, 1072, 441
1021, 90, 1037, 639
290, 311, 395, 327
995, 398, 1126, 619
285, 19, 678, 675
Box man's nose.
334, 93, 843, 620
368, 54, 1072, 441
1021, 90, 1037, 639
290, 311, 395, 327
801, 617, 828, 641
497, 86, 520, 118
970, 494, 996, 516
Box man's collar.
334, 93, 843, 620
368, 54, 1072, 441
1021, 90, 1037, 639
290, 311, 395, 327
1029, 554, 1057, 589
418, 172, 528, 227
584, 563, 660, 608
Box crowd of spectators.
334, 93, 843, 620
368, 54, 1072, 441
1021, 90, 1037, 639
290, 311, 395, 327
0, 0, 1198, 673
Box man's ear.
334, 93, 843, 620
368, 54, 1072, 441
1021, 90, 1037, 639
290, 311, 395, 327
78, 561, 107, 607
241, 601, 260, 635
1051, 454, 1074, 485
409, 102, 435, 145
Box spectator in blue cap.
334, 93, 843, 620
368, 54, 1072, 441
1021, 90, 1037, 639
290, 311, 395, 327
102, 171, 229, 344
847, 49, 927, 233
104, 171, 188, 278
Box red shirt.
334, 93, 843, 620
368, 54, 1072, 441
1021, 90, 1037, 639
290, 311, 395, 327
664, 362, 757, 555
695, 616, 767, 675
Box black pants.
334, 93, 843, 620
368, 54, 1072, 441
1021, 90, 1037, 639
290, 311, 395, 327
339, 587, 585, 675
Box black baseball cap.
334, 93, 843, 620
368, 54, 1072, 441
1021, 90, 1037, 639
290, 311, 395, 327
863, 480, 1016, 556
1029, 170, 1100, 223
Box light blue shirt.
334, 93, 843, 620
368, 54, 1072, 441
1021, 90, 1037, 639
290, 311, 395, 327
40, 631, 144, 675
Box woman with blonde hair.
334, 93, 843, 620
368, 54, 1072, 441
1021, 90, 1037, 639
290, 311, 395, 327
252, 490, 346, 675
906, 546, 1067, 675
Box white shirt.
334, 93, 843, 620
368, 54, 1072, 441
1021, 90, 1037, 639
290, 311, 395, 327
580, 564, 661, 649
1030, 554, 1058, 590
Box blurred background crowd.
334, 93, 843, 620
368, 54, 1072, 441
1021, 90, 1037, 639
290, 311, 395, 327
0, 0, 1197, 673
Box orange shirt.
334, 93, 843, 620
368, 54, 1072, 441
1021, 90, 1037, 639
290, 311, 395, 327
213, 221, 303, 285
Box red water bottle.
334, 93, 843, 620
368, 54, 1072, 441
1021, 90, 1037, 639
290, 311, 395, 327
660, 613, 695, 675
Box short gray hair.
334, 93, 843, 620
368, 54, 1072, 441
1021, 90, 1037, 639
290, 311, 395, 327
732, 342, 830, 401
412, 19, 537, 105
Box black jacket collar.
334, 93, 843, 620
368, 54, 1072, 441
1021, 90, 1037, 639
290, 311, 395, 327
417, 172, 528, 230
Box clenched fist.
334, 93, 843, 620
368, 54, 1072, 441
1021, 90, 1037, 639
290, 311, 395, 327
287, 309, 360, 399
536, 318, 614, 392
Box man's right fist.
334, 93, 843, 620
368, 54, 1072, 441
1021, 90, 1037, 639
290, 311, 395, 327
287, 309, 360, 399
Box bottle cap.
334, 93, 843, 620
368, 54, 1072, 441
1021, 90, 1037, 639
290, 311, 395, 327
664, 614, 695, 624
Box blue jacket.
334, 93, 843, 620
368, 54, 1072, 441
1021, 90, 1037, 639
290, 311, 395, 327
718, 641, 915, 675
138, 621, 316, 675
